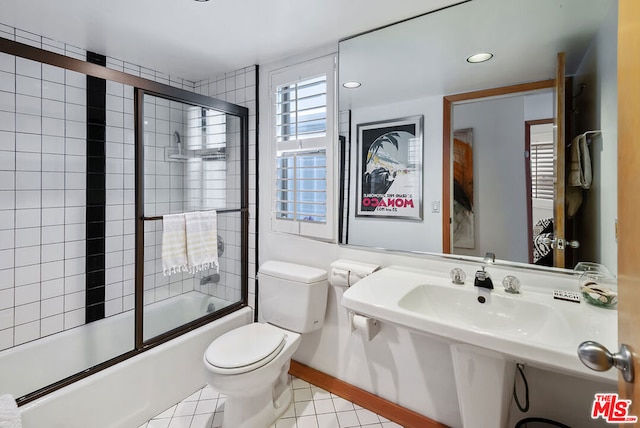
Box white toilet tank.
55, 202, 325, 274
258, 261, 328, 334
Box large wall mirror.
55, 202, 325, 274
338, 0, 618, 275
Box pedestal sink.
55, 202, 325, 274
342, 265, 618, 428
397, 283, 572, 347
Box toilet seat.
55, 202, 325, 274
204, 323, 287, 375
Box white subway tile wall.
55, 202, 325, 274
103, 79, 136, 317
0, 51, 87, 349
195, 66, 257, 311
141, 93, 244, 307
0, 23, 253, 351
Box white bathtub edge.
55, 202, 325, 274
19, 307, 252, 428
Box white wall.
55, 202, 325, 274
453, 96, 528, 262
451, 92, 553, 263
573, 1, 618, 275
346, 97, 443, 253
258, 48, 614, 428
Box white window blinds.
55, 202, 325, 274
275, 149, 327, 223
270, 55, 336, 241
530, 141, 554, 200
276, 76, 327, 142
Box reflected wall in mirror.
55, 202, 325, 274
338, 0, 618, 274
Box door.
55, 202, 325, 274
617, 0, 640, 408
553, 52, 567, 268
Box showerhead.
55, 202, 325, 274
165, 131, 189, 161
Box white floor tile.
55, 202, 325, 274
147, 419, 171, 428
173, 401, 197, 417
167, 416, 192, 428
144, 376, 401, 428
190, 413, 213, 428
336, 410, 361, 428
294, 387, 313, 402
292, 377, 311, 389
296, 415, 320, 428
313, 398, 336, 415
381, 423, 404, 428
194, 398, 218, 414
294, 400, 316, 417
356, 408, 381, 425
316, 413, 340, 428
311, 386, 332, 401
332, 397, 355, 412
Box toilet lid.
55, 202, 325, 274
205, 323, 286, 374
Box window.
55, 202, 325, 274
530, 140, 554, 200
276, 75, 327, 142
276, 149, 327, 222
270, 55, 335, 240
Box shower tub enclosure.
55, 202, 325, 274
0, 292, 232, 398
19, 307, 252, 428
0, 34, 249, 414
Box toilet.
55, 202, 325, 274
203, 261, 328, 428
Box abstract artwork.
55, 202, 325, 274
453, 128, 474, 248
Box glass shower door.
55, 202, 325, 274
139, 93, 246, 342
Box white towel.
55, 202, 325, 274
162, 213, 188, 276
568, 134, 592, 189
185, 211, 219, 274
0, 394, 21, 428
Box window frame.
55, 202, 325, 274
269, 54, 336, 241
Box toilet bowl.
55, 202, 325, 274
203, 261, 328, 428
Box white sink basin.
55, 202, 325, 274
398, 283, 571, 347
342, 265, 618, 381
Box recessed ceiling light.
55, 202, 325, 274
194, 0, 210, 2
343, 81, 362, 89
466, 52, 493, 63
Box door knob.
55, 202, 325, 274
577, 341, 634, 383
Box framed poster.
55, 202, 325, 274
356, 115, 423, 219
452, 128, 474, 248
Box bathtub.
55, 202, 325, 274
1, 292, 251, 428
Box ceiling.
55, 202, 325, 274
1, 0, 463, 81
339, 0, 617, 109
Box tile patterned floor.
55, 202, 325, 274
138, 376, 404, 428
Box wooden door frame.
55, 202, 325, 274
525, 118, 555, 263
442, 79, 555, 253
554, 52, 567, 268
617, 0, 640, 407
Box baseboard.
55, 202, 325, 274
289, 360, 449, 428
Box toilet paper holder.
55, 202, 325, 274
349, 311, 380, 341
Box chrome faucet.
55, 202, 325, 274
475, 252, 495, 290
200, 273, 220, 285
483, 252, 495, 264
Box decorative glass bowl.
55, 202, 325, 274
574, 262, 617, 308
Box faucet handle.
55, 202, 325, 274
502, 275, 521, 294
450, 268, 466, 285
